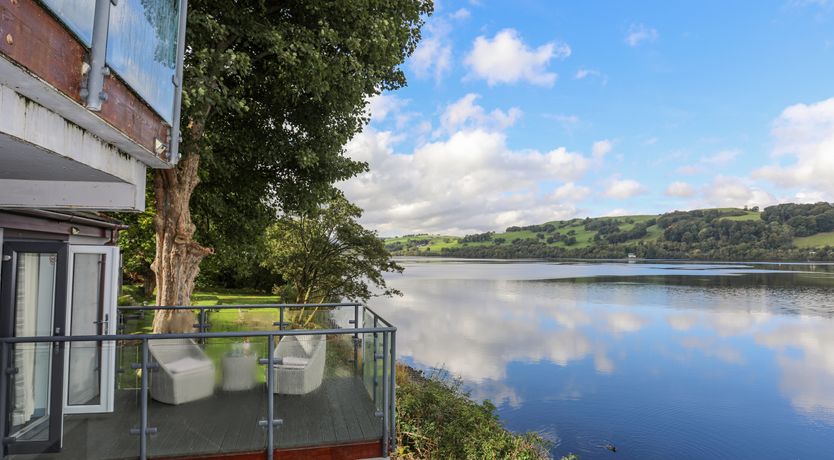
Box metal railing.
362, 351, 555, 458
0, 303, 396, 460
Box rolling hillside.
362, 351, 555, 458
384, 204, 834, 261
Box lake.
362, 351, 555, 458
372, 258, 834, 459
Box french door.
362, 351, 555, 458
63, 246, 120, 414
1, 242, 67, 454
2, 243, 120, 455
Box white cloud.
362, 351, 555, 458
366, 94, 407, 123
437, 93, 522, 135
574, 68, 608, 84
625, 23, 658, 47
753, 97, 834, 200
550, 182, 591, 202
410, 21, 453, 83
449, 8, 470, 20
465, 29, 569, 86
604, 208, 632, 217
341, 127, 593, 235
702, 176, 776, 208
575, 68, 600, 79
603, 179, 646, 199
665, 181, 695, 197
592, 140, 613, 160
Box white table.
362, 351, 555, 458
221, 353, 258, 391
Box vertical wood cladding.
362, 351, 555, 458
0, 0, 171, 162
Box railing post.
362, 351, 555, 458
353, 304, 360, 375
0, 341, 8, 459
258, 334, 282, 459
390, 329, 397, 452
267, 334, 274, 459
279, 307, 284, 331
372, 316, 379, 404
139, 338, 150, 460
84, 0, 112, 110
381, 332, 390, 456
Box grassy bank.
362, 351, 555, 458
396, 364, 574, 460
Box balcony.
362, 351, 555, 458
0, 0, 186, 211
0, 304, 396, 460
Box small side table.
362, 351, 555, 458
222, 353, 258, 391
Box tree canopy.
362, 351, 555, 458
261, 193, 403, 306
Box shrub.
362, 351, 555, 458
395, 364, 554, 460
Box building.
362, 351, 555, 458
0, 0, 180, 455
0, 2, 395, 459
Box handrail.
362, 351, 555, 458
0, 326, 395, 344
117, 302, 363, 311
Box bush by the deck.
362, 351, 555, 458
394, 364, 559, 460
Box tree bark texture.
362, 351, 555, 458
151, 152, 214, 333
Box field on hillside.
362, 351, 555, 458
794, 231, 834, 248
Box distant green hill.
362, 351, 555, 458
384, 203, 834, 261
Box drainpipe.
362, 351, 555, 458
168, 0, 189, 165
84, 0, 113, 111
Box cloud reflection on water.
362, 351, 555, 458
374, 260, 834, 429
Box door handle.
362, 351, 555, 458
94, 314, 110, 333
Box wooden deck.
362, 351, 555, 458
16, 377, 382, 459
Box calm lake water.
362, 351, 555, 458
373, 258, 834, 459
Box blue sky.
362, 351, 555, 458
340, 0, 834, 236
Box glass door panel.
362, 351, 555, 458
67, 253, 104, 407
9, 253, 56, 440
1, 242, 67, 454
64, 246, 119, 414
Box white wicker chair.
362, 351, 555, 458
148, 338, 215, 405
271, 335, 326, 395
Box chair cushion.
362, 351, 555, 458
298, 337, 319, 356
166, 357, 208, 374
278, 356, 309, 368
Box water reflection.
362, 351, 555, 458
375, 259, 834, 459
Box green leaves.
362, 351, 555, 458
261, 193, 402, 304
395, 366, 552, 460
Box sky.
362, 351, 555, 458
339, 0, 834, 237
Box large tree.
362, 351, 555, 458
152, 0, 432, 332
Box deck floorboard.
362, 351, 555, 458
14, 376, 380, 459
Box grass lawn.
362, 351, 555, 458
117, 288, 357, 387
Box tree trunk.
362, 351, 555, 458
141, 271, 156, 298
151, 152, 213, 333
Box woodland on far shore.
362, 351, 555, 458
384, 202, 834, 261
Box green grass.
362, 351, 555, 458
192, 288, 280, 306
719, 211, 762, 221
117, 288, 356, 388
794, 231, 834, 248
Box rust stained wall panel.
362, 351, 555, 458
0, 0, 84, 102
0, 0, 170, 162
